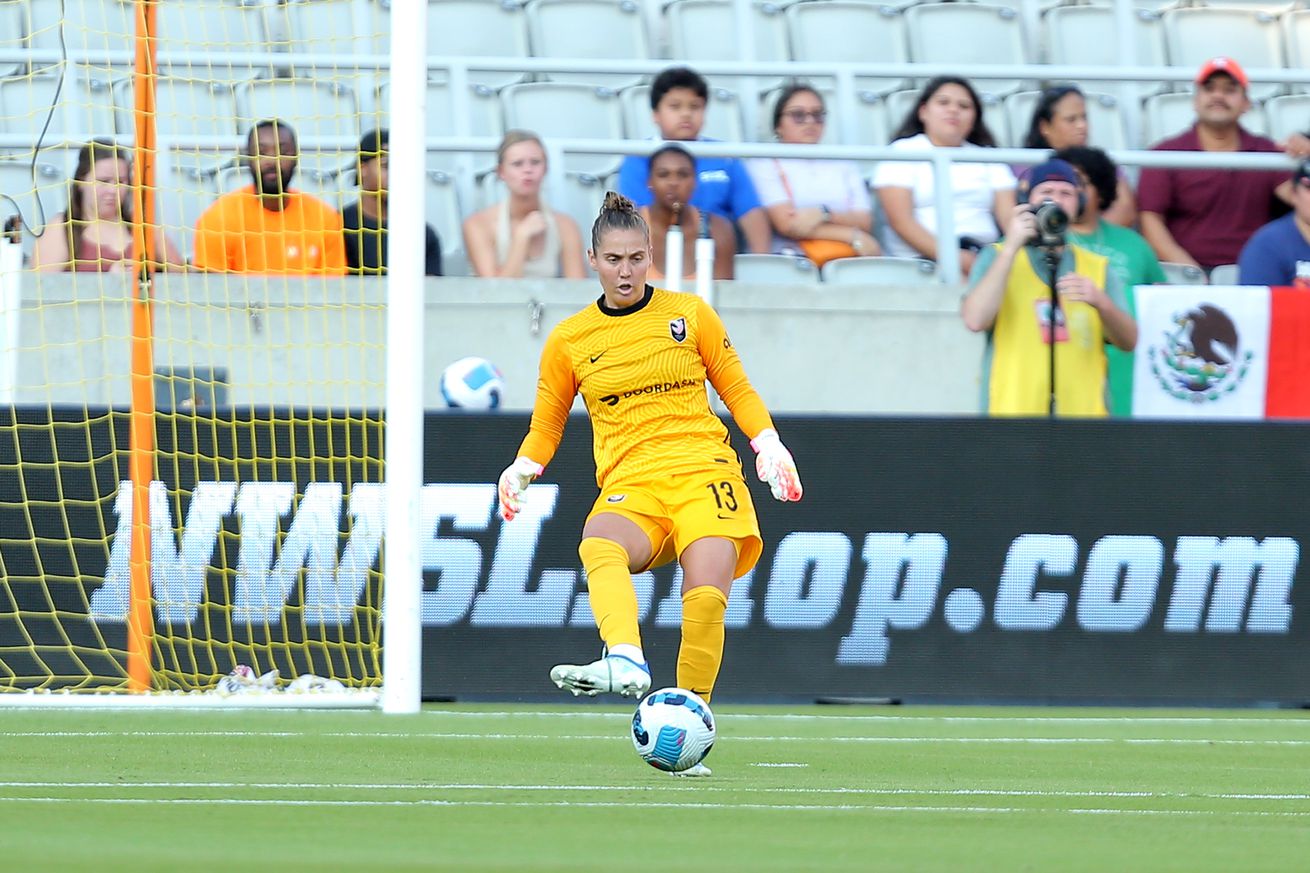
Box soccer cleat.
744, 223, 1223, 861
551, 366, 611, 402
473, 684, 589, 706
550, 654, 651, 698
671, 762, 712, 778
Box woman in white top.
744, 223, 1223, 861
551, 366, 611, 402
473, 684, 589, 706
747, 84, 879, 259
873, 76, 1015, 275
462, 130, 587, 279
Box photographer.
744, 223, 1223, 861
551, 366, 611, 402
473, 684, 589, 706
961, 159, 1137, 416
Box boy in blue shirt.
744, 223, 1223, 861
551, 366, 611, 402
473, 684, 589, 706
617, 66, 771, 253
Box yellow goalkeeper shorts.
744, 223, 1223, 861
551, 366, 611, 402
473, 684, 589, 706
586, 469, 762, 580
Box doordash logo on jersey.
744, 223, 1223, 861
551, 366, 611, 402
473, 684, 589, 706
596, 377, 699, 407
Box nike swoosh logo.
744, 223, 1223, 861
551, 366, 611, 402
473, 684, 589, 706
589, 351, 606, 363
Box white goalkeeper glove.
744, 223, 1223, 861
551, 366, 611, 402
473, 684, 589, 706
750, 428, 803, 502
498, 456, 544, 521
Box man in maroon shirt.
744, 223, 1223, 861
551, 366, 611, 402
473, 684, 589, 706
1138, 57, 1293, 273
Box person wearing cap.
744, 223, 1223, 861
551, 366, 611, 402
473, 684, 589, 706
342, 129, 443, 276
961, 158, 1137, 417
1138, 57, 1294, 273
1236, 161, 1310, 289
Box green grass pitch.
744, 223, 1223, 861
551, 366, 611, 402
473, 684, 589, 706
2, 704, 1308, 872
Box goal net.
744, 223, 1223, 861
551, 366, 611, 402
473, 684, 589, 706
0, 0, 422, 704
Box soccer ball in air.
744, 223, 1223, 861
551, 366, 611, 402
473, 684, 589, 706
440, 356, 504, 409
631, 687, 716, 772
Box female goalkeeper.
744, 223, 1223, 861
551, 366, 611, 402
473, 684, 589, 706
498, 191, 803, 723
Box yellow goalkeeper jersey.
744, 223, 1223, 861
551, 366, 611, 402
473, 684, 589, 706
518, 285, 775, 488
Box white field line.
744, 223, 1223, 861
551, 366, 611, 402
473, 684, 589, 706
418, 711, 1310, 727
3, 730, 1310, 746
3, 780, 1309, 802
0, 796, 1308, 816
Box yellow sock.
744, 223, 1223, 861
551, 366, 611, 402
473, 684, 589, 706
677, 585, 728, 703
579, 537, 642, 650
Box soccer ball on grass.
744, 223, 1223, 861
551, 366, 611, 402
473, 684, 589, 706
440, 356, 504, 409
631, 687, 716, 772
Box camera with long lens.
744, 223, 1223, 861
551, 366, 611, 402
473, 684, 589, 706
1026, 199, 1069, 247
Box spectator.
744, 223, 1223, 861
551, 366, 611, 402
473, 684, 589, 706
638, 144, 734, 281
1056, 146, 1166, 417
1023, 85, 1137, 227
341, 129, 443, 276
462, 130, 586, 279
873, 76, 1016, 276
32, 138, 187, 273
961, 159, 1137, 416
1237, 160, 1310, 288
616, 66, 771, 253
1137, 57, 1293, 273
192, 120, 347, 274
745, 83, 879, 262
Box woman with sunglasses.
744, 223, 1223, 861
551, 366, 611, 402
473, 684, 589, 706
746, 84, 879, 262
1023, 85, 1137, 227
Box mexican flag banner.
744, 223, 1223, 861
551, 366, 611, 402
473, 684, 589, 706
1131, 285, 1310, 419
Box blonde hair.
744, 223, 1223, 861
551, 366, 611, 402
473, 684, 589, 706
590, 191, 649, 250
496, 129, 545, 167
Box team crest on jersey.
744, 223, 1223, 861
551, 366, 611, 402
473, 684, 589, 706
606, 494, 626, 503
669, 317, 687, 343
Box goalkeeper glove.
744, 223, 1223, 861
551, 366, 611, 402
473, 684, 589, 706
750, 428, 803, 502
498, 456, 544, 521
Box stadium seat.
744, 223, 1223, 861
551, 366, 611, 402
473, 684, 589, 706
157, 151, 225, 260
155, 0, 277, 81
1161, 8, 1284, 102
524, 0, 652, 90
785, 1, 911, 96
422, 0, 530, 89
820, 255, 937, 285
293, 150, 356, 209
883, 87, 1008, 146
0, 69, 118, 141
1208, 263, 1240, 286
424, 167, 467, 275
1284, 11, 1310, 93
622, 84, 744, 143
732, 253, 819, 284
664, 0, 790, 91
1160, 261, 1207, 285
374, 78, 504, 140
25, 0, 136, 75
0, 156, 66, 261
501, 82, 625, 175
0, 1, 23, 76
1142, 91, 1268, 144
1005, 89, 1129, 152
275, 0, 391, 102
238, 77, 361, 141
904, 3, 1030, 97
1043, 6, 1167, 100
121, 77, 241, 142
1264, 94, 1310, 144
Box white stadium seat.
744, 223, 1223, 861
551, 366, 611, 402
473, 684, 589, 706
156, 151, 226, 259
1284, 10, 1310, 94
1264, 94, 1310, 144
1161, 8, 1284, 102
1160, 261, 1208, 285
293, 150, 356, 209
25, 0, 136, 73
1005, 89, 1129, 152
1043, 6, 1167, 100
155, 0, 276, 81
276, 0, 390, 102
622, 84, 744, 143
126, 78, 241, 141
501, 82, 626, 174
0, 0, 24, 76
664, 0, 790, 91
0, 156, 66, 261
733, 253, 819, 284
375, 78, 504, 141
425, 0, 531, 89
424, 167, 467, 275
786, 1, 911, 96
1208, 263, 1240, 286
238, 77, 361, 141
820, 255, 937, 285
525, 0, 652, 89
905, 3, 1031, 97
0, 70, 117, 141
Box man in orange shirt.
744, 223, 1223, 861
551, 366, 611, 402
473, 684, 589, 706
192, 119, 347, 274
